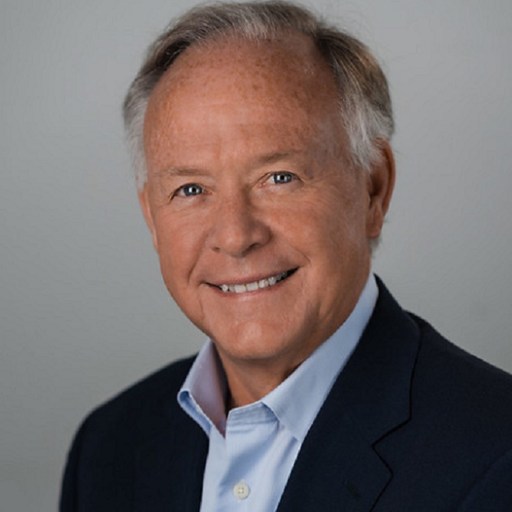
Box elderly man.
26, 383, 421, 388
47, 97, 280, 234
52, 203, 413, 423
61, 2, 512, 511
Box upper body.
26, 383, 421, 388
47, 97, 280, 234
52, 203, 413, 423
61, 1, 512, 510
60, 279, 512, 511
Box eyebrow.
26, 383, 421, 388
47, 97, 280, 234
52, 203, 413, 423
254, 150, 303, 167
255, 150, 315, 178
156, 167, 210, 179
155, 149, 307, 178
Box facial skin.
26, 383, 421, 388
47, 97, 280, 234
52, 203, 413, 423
139, 33, 395, 406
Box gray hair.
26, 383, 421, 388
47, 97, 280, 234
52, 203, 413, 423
123, 0, 394, 189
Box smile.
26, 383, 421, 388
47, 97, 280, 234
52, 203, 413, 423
217, 269, 296, 294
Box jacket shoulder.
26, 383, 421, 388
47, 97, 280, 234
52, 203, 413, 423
84, 355, 195, 428
60, 356, 201, 511
413, 313, 512, 408
408, 314, 512, 460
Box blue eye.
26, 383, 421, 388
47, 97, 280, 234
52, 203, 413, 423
271, 172, 294, 184
176, 183, 204, 197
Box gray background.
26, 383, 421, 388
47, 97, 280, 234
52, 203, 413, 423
1, 0, 511, 510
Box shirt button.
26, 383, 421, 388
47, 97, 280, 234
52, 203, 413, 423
233, 480, 250, 500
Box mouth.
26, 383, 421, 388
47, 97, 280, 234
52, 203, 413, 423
213, 268, 297, 294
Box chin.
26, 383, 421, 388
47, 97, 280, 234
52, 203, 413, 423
211, 322, 309, 368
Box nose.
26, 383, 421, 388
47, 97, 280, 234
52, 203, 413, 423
206, 193, 271, 257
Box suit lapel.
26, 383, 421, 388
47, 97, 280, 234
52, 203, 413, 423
277, 410, 391, 512
278, 280, 420, 512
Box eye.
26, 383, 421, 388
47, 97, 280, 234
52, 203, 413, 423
269, 172, 295, 185
174, 183, 204, 198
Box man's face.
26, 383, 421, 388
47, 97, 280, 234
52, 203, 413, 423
140, 34, 392, 375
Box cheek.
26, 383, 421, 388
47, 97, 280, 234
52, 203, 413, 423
291, 193, 362, 250
153, 213, 203, 285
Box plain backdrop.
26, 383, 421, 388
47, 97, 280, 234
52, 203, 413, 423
1, 0, 511, 510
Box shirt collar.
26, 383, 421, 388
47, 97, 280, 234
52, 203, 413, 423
178, 341, 228, 435
178, 274, 378, 440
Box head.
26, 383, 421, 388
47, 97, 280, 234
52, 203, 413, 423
124, 1, 395, 396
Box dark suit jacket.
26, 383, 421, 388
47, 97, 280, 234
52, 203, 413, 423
60, 281, 512, 511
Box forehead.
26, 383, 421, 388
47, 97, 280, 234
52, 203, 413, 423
146, 32, 339, 122
143, 33, 345, 171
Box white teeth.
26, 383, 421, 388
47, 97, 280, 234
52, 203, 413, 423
219, 271, 291, 294
246, 282, 259, 292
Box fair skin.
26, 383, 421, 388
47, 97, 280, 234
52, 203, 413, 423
139, 33, 395, 408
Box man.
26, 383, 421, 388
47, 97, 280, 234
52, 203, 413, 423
60, 2, 512, 510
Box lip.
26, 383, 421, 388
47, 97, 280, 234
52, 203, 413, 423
206, 268, 298, 293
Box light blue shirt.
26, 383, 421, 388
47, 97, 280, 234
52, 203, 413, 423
178, 274, 378, 512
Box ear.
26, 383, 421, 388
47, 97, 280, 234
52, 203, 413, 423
138, 186, 159, 251
365, 141, 396, 239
